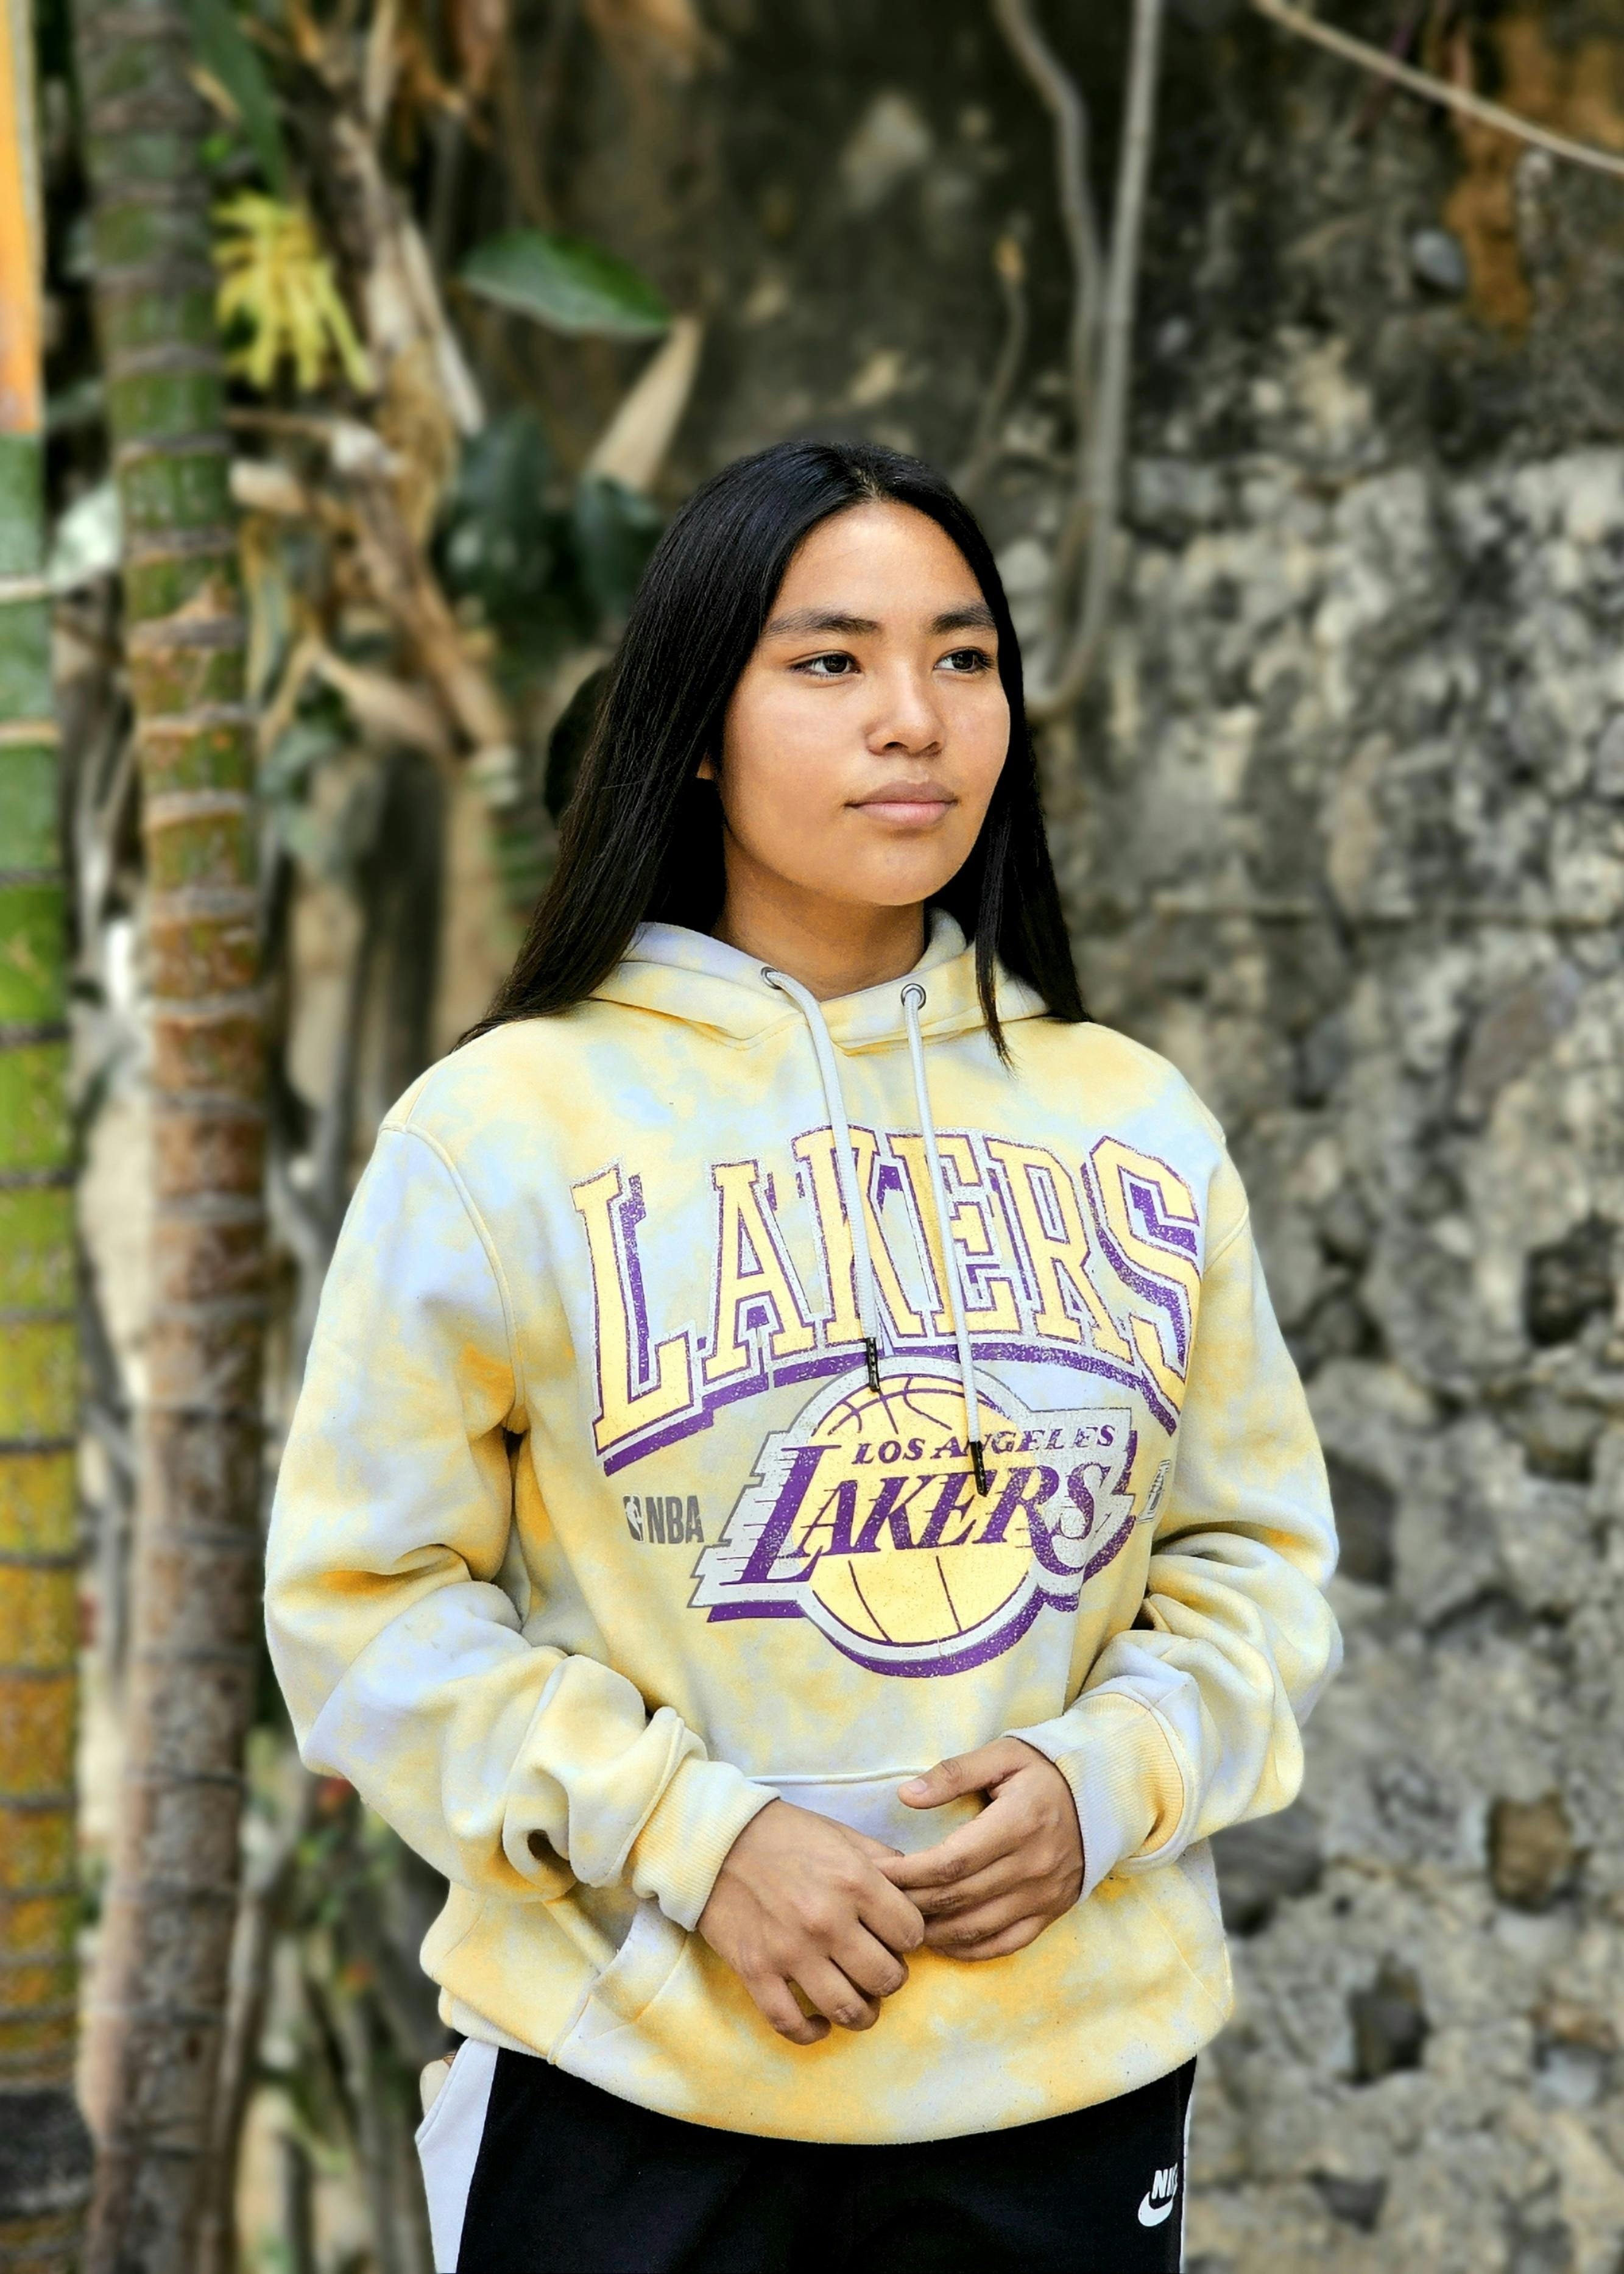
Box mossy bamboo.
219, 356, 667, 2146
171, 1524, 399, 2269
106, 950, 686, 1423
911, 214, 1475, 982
68, 0, 267, 2262
0, 0, 95, 2262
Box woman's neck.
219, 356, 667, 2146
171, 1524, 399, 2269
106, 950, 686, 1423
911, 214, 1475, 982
712, 877, 927, 1002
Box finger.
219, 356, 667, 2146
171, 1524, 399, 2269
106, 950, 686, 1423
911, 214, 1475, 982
897, 1744, 1004, 1811
931, 1913, 1049, 1964
880, 1812, 1014, 1893
898, 1738, 1036, 1810
831, 1924, 911, 2001
903, 1852, 1025, 1919
747, 1972, 830, 2046
856, 1866, 927, 1955
794, 1957, 882, 2032
845, 1829, 904, 1860
923, 1889, 1045, 1952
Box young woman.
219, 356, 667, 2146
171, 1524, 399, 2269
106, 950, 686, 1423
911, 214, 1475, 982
266, 441, 1341, 2273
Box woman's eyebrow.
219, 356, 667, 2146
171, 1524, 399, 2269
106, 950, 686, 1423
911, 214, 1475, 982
764, 601, 998, 638
764, 606, 881, 637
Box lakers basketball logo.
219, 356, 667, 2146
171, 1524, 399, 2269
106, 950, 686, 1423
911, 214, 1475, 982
690, 1363, 1154, 1677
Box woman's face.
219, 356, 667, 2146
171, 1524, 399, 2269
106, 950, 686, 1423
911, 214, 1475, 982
705, 501, 1011, 921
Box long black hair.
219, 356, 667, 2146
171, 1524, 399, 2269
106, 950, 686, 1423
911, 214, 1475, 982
473, 439, 1086, 1055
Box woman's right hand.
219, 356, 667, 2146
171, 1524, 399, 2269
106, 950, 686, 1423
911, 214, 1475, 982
697, 1799, 925, 2046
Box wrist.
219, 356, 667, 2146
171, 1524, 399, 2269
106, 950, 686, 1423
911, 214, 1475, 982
629, 1760, 779, 1930
1009, 1694, 1185, 1898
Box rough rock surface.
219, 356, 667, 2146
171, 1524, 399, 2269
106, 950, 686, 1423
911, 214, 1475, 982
1050, 28, 1624, 2263
1086, 412, 1624, 2274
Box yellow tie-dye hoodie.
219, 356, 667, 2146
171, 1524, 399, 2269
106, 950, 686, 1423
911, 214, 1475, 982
265, 915, 1340, 2143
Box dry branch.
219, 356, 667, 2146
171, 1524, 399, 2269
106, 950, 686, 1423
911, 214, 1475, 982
194, 1777, 317, 2274
990, 0, 1101, 455
1251, 0, 1624, 181
994, 0, 1168, 723
1033, 0, 1165, 720
956, 232, 1029, 506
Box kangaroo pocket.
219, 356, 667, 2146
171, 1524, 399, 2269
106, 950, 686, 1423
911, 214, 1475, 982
566, 1894, 690, 2050
430, 1790, 1235, 2144
1128, 1838, 1232, 2016
552, 1854, 1234, 2144
750, 1766, 983, 1854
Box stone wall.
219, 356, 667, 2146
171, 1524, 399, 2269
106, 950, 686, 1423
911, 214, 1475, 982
1086, 399, 1624, 2274
540, 4, 1624, 2263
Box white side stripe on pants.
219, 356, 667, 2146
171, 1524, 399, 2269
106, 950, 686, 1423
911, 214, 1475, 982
415, 2039, 500, 2274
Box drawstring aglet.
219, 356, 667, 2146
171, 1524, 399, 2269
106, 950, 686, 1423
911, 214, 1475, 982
970, 1440, 988, 1496
864, 1338, 883, 1395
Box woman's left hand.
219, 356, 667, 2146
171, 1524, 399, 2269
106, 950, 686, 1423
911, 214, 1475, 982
878, 1737, 1084, 1961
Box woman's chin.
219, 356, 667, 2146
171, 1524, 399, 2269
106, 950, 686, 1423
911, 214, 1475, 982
832, 848, 976, 911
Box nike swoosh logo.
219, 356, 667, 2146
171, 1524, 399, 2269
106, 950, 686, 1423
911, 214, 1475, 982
1137, 2190, 1177, 2227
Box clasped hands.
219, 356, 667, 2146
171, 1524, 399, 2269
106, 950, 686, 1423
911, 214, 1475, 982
697, 1737, 1084, 2047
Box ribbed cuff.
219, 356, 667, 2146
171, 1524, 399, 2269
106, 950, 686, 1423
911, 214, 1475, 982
626, 1755, 780, 1930
1011, 1693, 1187, 1898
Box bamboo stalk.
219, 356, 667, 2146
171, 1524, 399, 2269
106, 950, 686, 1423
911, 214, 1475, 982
0, 0, 95, 2259
68, 0, 269, 2259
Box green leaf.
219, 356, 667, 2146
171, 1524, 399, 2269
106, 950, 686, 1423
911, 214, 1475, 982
182, 0, 288, 194
457, 232, 670, 340
572, 473, 663, 626
261, 717, 342, 801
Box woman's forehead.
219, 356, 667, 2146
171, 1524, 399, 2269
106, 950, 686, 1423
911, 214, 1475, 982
769, 502, 989, 627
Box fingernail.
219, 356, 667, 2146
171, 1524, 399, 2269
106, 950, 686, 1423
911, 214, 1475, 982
899, 1778, 928, 1799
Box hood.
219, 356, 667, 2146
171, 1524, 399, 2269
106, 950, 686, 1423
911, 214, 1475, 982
592, 910, 1053, 1493
588, 912, 1048, 1052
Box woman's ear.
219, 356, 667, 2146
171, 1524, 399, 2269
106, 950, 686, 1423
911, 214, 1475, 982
696, 753, 717, 782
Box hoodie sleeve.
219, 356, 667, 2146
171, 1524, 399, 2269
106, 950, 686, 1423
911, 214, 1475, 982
264, 1121, 776, 1932
1011, 1150, 1342, 1899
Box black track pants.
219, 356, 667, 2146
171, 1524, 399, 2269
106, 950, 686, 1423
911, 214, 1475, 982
451, 2050, 1196, 2274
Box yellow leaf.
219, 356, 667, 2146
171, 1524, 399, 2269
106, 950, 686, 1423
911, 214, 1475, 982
211, 195, 376, 398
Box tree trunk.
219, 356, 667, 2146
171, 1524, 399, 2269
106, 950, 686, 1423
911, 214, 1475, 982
0, 0, 95, 2262
69, 0, 267, 2262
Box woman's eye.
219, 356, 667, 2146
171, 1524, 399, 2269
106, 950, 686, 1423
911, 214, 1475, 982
798, 653, 858, 678
940, 647, 994, 673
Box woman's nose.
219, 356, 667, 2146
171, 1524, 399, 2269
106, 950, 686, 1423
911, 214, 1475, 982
867, 668, 944, 754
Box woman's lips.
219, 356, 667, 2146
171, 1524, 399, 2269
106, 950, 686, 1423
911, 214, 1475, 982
851, 788, 955, 826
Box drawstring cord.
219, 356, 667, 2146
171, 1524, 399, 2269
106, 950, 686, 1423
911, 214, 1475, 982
902, 983, 987, 1496
764, 965, 987, 1495
763, 966, 884, 1394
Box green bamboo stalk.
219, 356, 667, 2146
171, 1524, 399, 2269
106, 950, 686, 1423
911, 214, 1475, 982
68, 0, 268, 2261
0, 0, 94, 2262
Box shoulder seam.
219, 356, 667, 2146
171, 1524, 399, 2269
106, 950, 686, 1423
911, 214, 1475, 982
1204, 1203, 1251, 1269
387, 1123, 530, 1420
1068, 1024, 1226, 1125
